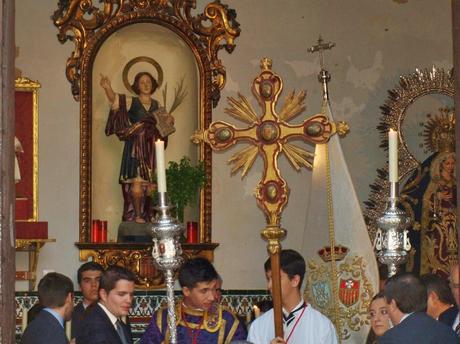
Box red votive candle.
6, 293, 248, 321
186, 221, 198, 243
100, 221, 107, 242
91, 220, 100, 243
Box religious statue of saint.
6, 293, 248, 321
100, 72, 175, 224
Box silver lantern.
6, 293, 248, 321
374, 182, 412, 277
151, 192, 185, 344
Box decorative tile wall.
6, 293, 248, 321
15, 290, 270, 343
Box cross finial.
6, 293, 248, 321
260, 57, 273, 71
308, 35, 335, 70
308, 36, 335, 101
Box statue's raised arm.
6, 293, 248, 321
100, 74, 116, 104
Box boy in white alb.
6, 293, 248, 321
247, 249, 338, 344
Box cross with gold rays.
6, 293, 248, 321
194, 57, 345, 336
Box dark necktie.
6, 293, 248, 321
116, 320, 129, 344
283, 303, 305, 327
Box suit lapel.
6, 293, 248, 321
95, 304, 131, 344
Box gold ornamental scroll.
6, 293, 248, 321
194, 58, 338, 337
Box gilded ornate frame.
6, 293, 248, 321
52, 0, 240, 243
364, 67, 454, 242
15, 77, 40, 222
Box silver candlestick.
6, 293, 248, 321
150, 192, 185, 344
374, 182, 412, 277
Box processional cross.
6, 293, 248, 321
195, 55, 345, 336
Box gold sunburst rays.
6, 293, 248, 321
278, 90, 306, 122
225, 93, 259, 124
282, 142, 315, 170
228, 145, 259, 177
421, 107, 455, 154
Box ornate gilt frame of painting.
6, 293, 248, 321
15, 77, 40, 222
364, 67, 454, 246
52, 1, 240, 245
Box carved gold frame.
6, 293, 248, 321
15, 77, 40, 222
364, 67, 454, 242
52, 0, 240, 242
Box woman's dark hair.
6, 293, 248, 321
371, 291, 385, 303
131, 72, 158, 95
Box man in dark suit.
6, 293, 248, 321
378, 272, 459, 344
21, 272, 74, 344
71, 261, 104, 339
76, 266, 135, 344
421, 273, 458, 327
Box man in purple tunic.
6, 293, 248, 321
141, 258, 247, 343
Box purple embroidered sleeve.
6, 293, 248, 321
140, 311, 165, 344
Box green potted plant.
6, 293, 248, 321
164, 156, 206, 223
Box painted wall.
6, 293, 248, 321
15, 0, 452, 290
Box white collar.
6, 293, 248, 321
282, 298, 305, 316
98, 302, 118, 327
82, 300, 92, 309
399, 312, 414, 324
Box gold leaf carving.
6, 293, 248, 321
278, 90, 306, 122
225, 93, 259, 124
52, 0, 241, 102
282, 143, 314, 170
228, 145, 259, 177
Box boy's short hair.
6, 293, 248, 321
99, 266, 136, 293
420, 273, 455, 305
38, 272, 74, 308
178, 257, 218, 289
77, 261, 104, 284
384, 272, 426, 313
264, 249, 306, 288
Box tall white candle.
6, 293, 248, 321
388, 129, 398, 183
155, 140, 167, 192
21, 306, 28, 332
